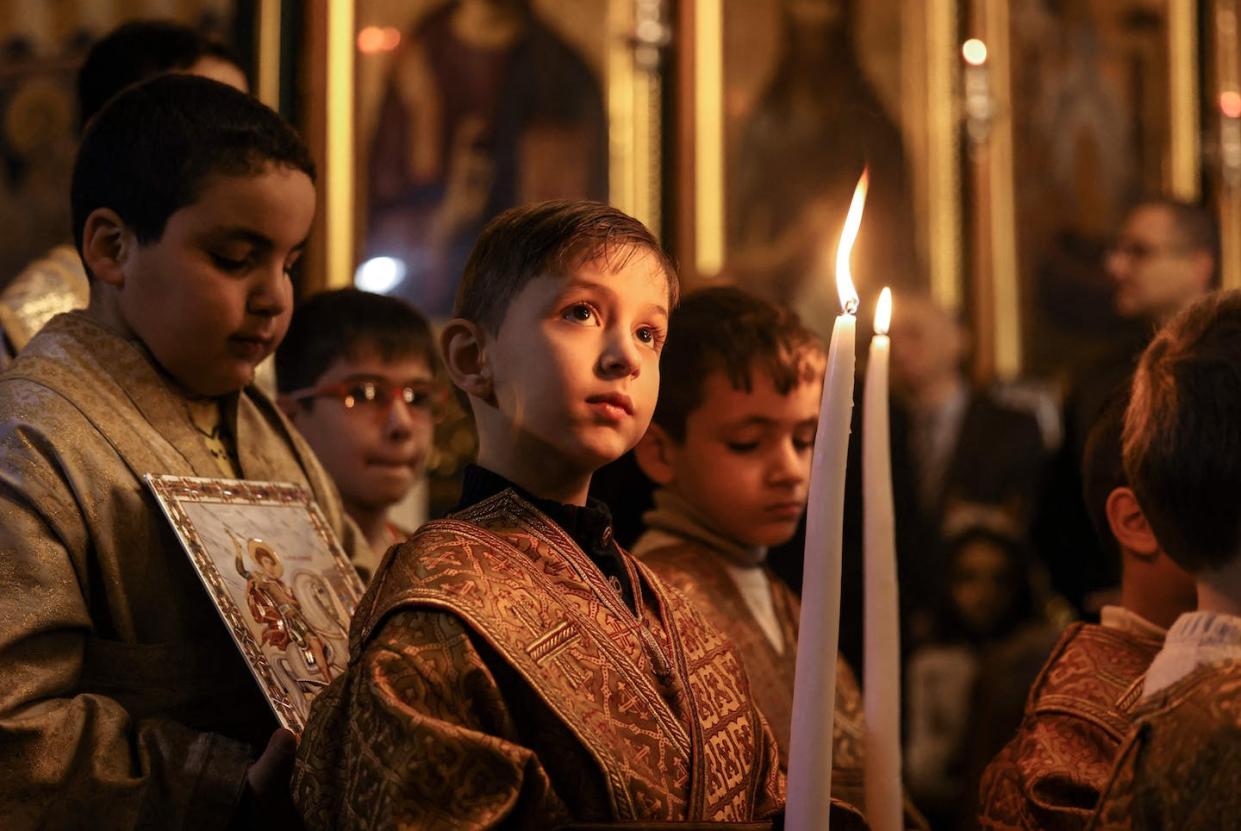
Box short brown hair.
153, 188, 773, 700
276, 288, 436, 395
453, 200, 677, 332
1124, 291, 1241, 572
652, 285, 825, 441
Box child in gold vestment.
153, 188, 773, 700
977, 392, 1194, 830
1090, 292, 1241, 829
0, 76, 369, 829
630, 286, 926, 828
277, 288, 439, 563
294, 202, 869, 829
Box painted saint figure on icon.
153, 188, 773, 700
234, 535, 335, 685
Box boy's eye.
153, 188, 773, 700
343, 382, 380, 407
402, 386, 436, 410
563, 303, 597, 324
211, 253, 250, 272
793, 436, 815, 451
284, 254, 304, 278
725, 441, 760, 454
635, 325, 665, 349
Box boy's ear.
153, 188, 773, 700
81, 208, 131, 287
633, 423, 677, 486
1106, 486, 1160, 559
440, 318, 493, 401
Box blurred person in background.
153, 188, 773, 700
905, 522, 1051, 830
1037, 198, 1218, 615
890, 292, 1048, 642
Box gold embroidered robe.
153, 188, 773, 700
638, 543, 865, 790
294, 491, 871, 830
1088, 661, 1241, 830
977, 622, 1162, 831
0, 311, 370, 830
639, 540, 932, 831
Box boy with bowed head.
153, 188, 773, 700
0, 75, 368, 827
630, 287, 861, 780
630, 285, 928, 829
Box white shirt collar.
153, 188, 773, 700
1142, 610, 1241, 698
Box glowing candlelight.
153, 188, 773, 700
873, 287, 892, 335
863, 287, 902, 831
962, 38, 988, 66
786, 170, 867, 831
835, 169, 867, 313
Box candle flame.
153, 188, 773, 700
874, 287, 892, 335
834, 169, 868, 315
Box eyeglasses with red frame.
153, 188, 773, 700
283, 378, 443, 420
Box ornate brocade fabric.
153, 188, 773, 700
977, 622, 1162, 831
0, 312, 370, 830
293, 490, 820, 830
638, 543, 865, 791
1088, 660, 1241, 830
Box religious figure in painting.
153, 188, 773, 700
365, 0, 607, 317
727, 0, 918, 335
1009, 0, 1169, 373
235, 536, 335, 684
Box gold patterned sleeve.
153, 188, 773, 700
0, 443, 251, 828
294, 608, 572, 830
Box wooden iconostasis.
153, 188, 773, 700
0, 0, 1237, 386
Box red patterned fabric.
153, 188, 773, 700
977, 622, 1162, 831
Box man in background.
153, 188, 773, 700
1039, 198, 1218, 613
890, 292, 1046, 542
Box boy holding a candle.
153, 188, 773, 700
1090, 291, 1241, 828
976, 392, 1195, 830
630, 286, 869, 809
294, 203, 869, 829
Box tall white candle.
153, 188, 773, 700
786, 170, 868, 831
863, 287, 902, 831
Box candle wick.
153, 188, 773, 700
844, 298, 859, 316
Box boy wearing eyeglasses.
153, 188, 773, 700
277, 288, 438, 563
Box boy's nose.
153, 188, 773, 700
248, 265, 290, 317
769, 439, 804, 484
598, 330, 641, 378
384, 396, 416, 438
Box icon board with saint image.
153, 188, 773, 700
145, 474, 364, 734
